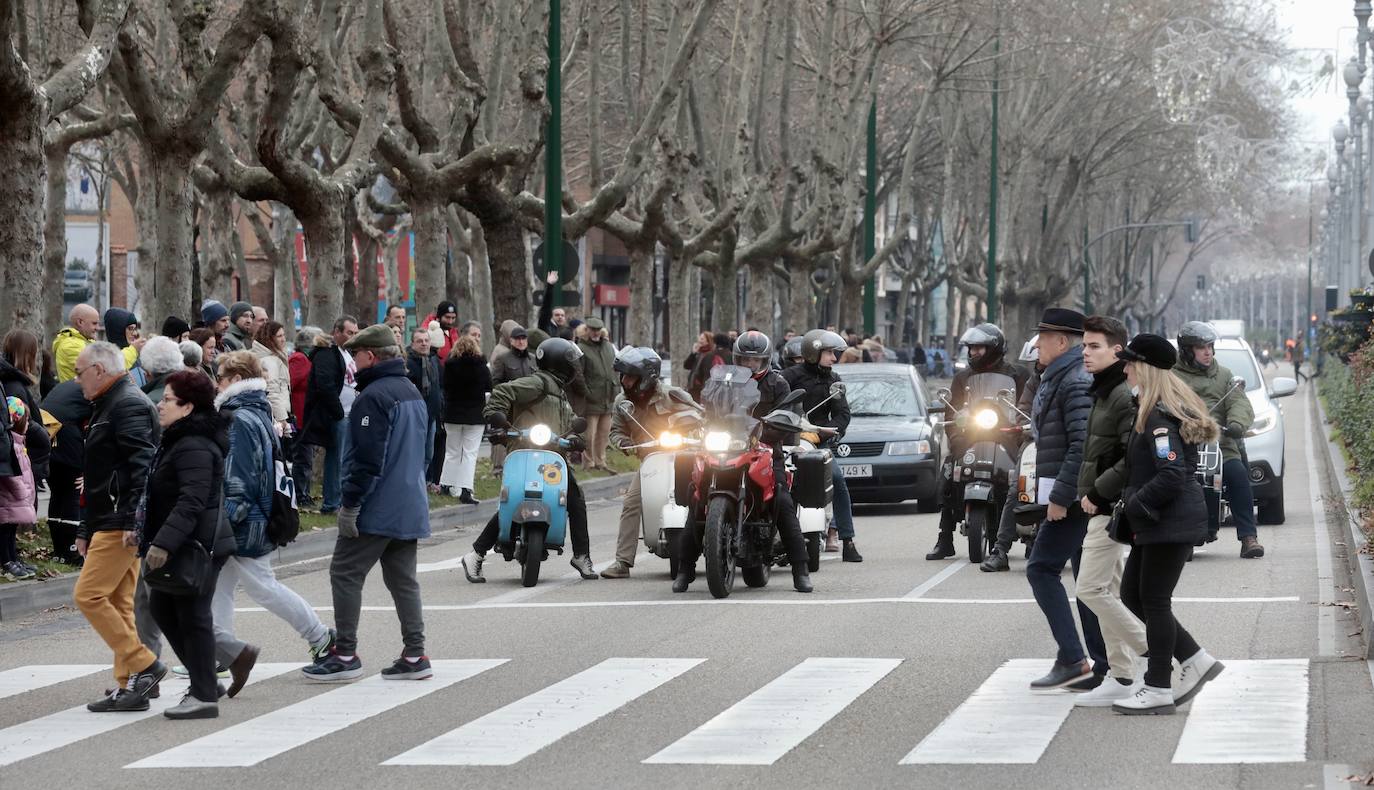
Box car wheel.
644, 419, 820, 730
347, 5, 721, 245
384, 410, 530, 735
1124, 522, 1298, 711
1256, 481, 1285, 525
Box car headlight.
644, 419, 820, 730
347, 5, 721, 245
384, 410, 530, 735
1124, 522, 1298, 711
660, 431, 683, 450
1246, 410, 1276, 437
887, 440, 931, 456
528, 424, 553, 446
973, 409, 999, 430
704, 431, 732, 453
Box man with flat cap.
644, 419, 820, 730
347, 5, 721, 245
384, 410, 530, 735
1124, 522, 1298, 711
1023, 308, 1110, 693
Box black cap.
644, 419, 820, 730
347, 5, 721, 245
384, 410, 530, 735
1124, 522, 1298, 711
1118, 333, 1177, 369
1036, 307, 1085, 335
509, 326, 528, 339
436, 301, 457, 317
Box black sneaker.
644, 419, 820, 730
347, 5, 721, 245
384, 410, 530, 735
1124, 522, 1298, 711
309, 629, 338, 663
1066, 672, 1105, 692
301, 652, 363, 682
128, 660, 168, 699
87, 688, 149, 712
979, 548, 1010, 572
924, 538, 955, 561
458, 489, 480, 505
842, 541, 863, 563
381, 656, 434, 680
1029, 660, 1093, 690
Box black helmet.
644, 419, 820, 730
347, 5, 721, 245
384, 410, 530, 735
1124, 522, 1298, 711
732, 330, 772, 370
801, 329, 847, 365
959, 323, 1006, 371
782, 336, 804, 367
613, 346, 662, 397
1177, 321, 1218, 371
535, 337, 583, 383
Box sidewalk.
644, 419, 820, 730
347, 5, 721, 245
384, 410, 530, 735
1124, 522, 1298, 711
1313, 386, 1374, 660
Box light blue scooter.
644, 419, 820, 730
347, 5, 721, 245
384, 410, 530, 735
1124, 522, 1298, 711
489, 415, 587, 587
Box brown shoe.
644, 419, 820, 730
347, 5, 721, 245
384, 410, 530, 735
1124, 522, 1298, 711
1240, 536, 1265, 559
824, 527, 840, 553
227, 644, 259, 698
600, 561, 631, 579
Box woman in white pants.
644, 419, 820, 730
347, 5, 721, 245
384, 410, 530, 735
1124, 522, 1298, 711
440, 334, 491, 504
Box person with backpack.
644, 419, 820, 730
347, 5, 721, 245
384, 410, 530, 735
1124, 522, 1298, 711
204, 352, 334, 697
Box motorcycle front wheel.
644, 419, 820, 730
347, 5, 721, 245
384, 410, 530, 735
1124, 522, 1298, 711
520, 525, 545, 587
704, 497, 737, 599
805, 532, 821, 573
742, 562, 771, 587
965, 506, 986, 564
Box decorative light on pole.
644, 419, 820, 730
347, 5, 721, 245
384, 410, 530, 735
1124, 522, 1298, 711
1151, 19, 1225, 124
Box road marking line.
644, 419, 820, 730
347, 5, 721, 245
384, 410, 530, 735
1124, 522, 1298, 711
384, 657, 702, 766
472, 553, 652, 604
125, 659, 506, 768
0, 663, 298, 767
1305, 389, 1338, 656
0, 665, 106, 701
902, 560, 965, 599
901, 658, 1076, 764
644, 657, 901, 765
1171, 659, 1308, 764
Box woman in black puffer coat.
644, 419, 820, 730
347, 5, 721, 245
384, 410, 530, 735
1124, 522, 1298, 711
440, 335, 492, 504
137, 370, 237, 720
1111, 335, 1224, 716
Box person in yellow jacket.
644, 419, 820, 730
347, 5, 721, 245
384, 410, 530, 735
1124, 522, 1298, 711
102, 308, 145, 372
53, 304, 101, 382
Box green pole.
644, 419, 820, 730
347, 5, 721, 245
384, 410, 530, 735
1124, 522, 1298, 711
1082, 224, 1092, 314
986, 26, 1000, 323
544, 0, 563, 309
863, 100, 877, 335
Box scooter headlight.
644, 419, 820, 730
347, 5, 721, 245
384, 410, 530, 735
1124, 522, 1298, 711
704, 431, 732, 453
528, 424, 553, 447
660, 431, 684, 450
973, 409, 999, 430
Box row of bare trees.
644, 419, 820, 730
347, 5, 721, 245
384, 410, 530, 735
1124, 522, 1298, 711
0, 0, 1298, 366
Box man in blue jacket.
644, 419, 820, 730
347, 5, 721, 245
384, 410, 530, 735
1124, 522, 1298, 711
1023, 309, 1109, 692
305, 325, 433, 682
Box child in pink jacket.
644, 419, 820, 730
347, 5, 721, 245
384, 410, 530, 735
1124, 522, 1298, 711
0, 396, 37, 580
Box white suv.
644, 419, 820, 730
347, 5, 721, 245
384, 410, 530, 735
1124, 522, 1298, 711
1210, 336, 1296, 524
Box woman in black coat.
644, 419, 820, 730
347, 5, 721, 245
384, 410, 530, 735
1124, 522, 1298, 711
439, 335, 492, 503
1112, 335, 1224, 716
137, 370, 237, 720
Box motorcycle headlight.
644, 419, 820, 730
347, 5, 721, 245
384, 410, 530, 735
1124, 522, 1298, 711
887, 440, 931, 456
528, 424, 553, 447
1246, 410, 1276, 437
704, 431, 732, 453
973, 409, 999, 430
660, 431, 684, 450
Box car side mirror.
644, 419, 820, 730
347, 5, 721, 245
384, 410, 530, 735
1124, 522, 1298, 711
1268, 377, 1297, 399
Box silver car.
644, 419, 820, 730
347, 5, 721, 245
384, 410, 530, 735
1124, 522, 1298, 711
830, 363, 943, 510
1211, 336, 1296, 524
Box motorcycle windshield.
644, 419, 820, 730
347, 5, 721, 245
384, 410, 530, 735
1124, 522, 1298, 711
963, 371, 1018, 407
701, 365, 762, 436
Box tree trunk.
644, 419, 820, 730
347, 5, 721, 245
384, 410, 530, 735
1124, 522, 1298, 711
626, 245, 655, 346
300, 206, 349, 326
786, 262, 813, 332
668, 249, 694, 372
481, 217, 532, 329
42, 141, 71, 339
943, 279, 958, 363
273, 205, 298, 326
199, 186, 238, 304
147, 153, 196, 328
837, 272, 863, 334
411, 200, 446, 321
744, 261, 775, 333
0, 101, 46, 335
357, 232, 380, 324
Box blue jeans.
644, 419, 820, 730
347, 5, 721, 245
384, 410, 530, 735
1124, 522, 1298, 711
423, 419, 437, 473
321, 418, 349, 512
1025, 506, 1108, 672
830, 464, 855, 540
1206, 458, 1257, 540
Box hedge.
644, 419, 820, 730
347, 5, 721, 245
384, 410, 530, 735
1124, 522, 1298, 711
1320, 341, 1374, 515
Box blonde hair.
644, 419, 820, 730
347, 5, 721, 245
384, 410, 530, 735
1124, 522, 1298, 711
451, 334, 481, 359
1131, 363, 1219, 444
216, 350, 264, 382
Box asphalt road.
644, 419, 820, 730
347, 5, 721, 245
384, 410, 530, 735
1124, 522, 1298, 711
1, 385, 1371, 789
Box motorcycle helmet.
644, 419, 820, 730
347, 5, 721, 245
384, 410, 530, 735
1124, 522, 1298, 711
1177, 321, 1218, 371
959, 323, 1006, 372
1019, 334, 1039, 363
801, 329, 847, 365
782, 336, 805, 368
534, 337, 584, 384
732, 330, 772, 372
613, 346, 662, 398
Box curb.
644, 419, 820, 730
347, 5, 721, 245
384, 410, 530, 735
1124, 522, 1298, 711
0, 472, 632, 623
1314, 390, 1374, 660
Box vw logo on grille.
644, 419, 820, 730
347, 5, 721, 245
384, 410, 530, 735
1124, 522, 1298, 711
836, 444, 852, 457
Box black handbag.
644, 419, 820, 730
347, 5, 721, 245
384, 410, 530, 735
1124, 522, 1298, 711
143, 540, 214, 596
1105, 501, 1134, 545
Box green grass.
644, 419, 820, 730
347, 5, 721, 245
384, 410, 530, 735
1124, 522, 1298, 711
2, 524, 81, 582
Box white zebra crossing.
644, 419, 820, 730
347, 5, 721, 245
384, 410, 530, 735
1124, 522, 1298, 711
383, 657, 703, 766
0, 665, 105, 701
1171, 659, 1309, 764
126, 660, 508, 768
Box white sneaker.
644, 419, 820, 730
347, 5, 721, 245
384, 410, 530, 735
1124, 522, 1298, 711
1112, 684, 1176, 715
1174, 650, 1224, 705
460, 551, 486, 583
1073, 678, 1135, 707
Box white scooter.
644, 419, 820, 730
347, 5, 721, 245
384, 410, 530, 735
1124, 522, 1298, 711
616, 402, 703, 579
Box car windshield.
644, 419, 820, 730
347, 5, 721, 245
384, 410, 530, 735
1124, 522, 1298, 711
843, 375, 924, 418
1214, 348, 1261, 392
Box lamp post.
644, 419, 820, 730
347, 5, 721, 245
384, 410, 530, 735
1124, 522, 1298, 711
1345, 57, 1365, 297
863, 100, 876, 335
544, 0, 564, 309
1334, 121, 1350, 302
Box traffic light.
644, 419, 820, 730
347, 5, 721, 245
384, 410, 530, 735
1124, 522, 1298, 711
1196, 274, 1206, 291
1184, 219, 1199, 244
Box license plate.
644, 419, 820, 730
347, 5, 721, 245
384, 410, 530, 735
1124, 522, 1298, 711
840, 464, 872, 479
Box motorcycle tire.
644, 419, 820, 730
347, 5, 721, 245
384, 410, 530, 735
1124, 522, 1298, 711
704, 496, 737, 599
742, 562, 771, 588
521, 526, 545, 588
965, 507, 985, 564
805, 532, 821, 573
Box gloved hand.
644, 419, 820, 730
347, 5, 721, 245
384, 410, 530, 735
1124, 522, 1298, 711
1225, 423, 1246, 440
337, 506, 361, 538
145, 546, 170, 570
565, 435, 587, 452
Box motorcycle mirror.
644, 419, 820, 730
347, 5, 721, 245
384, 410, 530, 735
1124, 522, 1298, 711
569, 417, 588, 435
486, 412, 510, 429
780, 389, 807, 407
828, 382, 847, 397
996, 388, 1014, 401
935, 387, 951, 402
616, 400, 635, 418
1229, 376, 1245, 390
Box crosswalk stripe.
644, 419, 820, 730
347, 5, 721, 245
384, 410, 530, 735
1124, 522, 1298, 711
644, 657, 902, 765
125, 659, 507, 768
383, 657, 703, 766
901, 659, 1077, 764
1171, 659, 1309, 764
0, 663, 298, 767
0, 666, 107, 701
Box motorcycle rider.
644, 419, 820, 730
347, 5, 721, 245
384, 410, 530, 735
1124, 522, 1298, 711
601, 347, 701, 579
674, 331, 814, 593
1173, 321, 1263, 559
784, 329, 862, 562
927, 323, 1031, 560
460, 338, 598, 582
981, 336, 1043, 572
779, 336, 805, 370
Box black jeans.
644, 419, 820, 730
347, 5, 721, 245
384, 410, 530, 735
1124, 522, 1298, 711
1205, 459, 1257, 540
147, 558, 224, 704
1120, 542, 1202, 688
428, 423, 447, 485
47, 461, 83, 563
474, 471, 590, 556
292, 440, 317, 504
678, 484, 809, 572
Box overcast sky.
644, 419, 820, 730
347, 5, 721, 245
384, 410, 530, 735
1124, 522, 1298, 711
1278, 0, 1352, 146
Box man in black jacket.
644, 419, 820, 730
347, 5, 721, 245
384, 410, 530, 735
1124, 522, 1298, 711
1022, 309, 1108, 692
784, 329, 862, 562
71, 342, 167, 711
296, 317, 358, 513
405, 328, 443, 477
